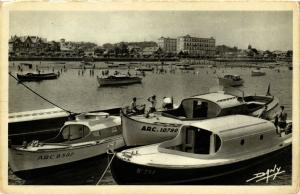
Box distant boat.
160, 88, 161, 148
9, 112, 124, 180
251, 70, 266, 76
135, 67, 154, 72
20, 63, 33, 69
107, 64, 119, 68
218, 75, 244, 87
80, 61, 94, 69
17, 73, 58, 82
179, 65, 195, 70
111, 115, 292, 184
97, 75, 142, 86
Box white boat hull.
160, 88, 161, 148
9, 135, 124, 178
121, 111, 181, 146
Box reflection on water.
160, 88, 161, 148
8, 61, 292, 185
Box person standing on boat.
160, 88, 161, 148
276, 106, 288, 129
258, 105, 268, 119
147, 95, 157, 113
130, 97, 138, 113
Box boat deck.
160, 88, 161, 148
130, 114, 183, 125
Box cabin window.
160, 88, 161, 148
184, 127, 212, 154
214, 135, 221, 152
61, 125, 89, 141
240, 139, 245, 145
260, 135, 264, 140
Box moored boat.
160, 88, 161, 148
97, 75, 142, 86
111, 115, 292, 184
17, 72, 58, 82
251, 70, 266, 76
135, 67, 154, 72
218, 74, 244, 87
9, 112, 124, 180
121, 89, 279, 146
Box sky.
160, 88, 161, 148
9, 11, 292, 51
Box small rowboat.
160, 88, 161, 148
17, 73, 58, 82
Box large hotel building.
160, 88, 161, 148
157, 37, 177, 54
158, 34, 216, 58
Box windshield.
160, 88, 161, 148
61, 124, 90, 141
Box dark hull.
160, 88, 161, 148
11, 153, 111, 184
111, 145, 291, 185
17, 73, 58, 82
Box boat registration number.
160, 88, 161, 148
37, 152, 74, 160
141, 126, 178, 133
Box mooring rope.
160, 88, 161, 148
96, 152, 116, 185
9, 72, 74, 114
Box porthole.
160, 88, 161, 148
240, 139, 245, 145
260, 135, 264, 140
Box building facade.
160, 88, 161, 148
177, 35, 216, 58
157, 37, 177, 54
9, 35, 60, 56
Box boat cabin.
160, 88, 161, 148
161, 92, 273, 121
158, 115, 282, 158
44, 114, 121, 144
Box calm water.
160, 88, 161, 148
8, 61, 293, 185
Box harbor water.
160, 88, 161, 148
8, 61, 293, 185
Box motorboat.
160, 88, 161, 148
121, 88, 279, 146
9, 112, 124, 180
97, 75, 142, 86
111, 115, 292, 184
218, 75, 244, 87
251, 70, 266, 76
17, 72, 58, 82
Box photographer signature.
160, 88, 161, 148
246, 164, 285, 183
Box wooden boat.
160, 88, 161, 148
107, 64, 119, 68
121, 89, 279, 146
251, 70, 266, 76
97, 75, 142, 86
218, 75, 244, 87
111, 115, 292, 184
9, 112, 124, 180
17, 73, 58, 82
135, 67, 154, 72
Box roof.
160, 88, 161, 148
190, 91, 244, 108
189, 115, 274, 140
9, 107, 69, 123
64, 115, 121, 132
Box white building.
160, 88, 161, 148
157, 37, 177, 54
177, 35, 216, 58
